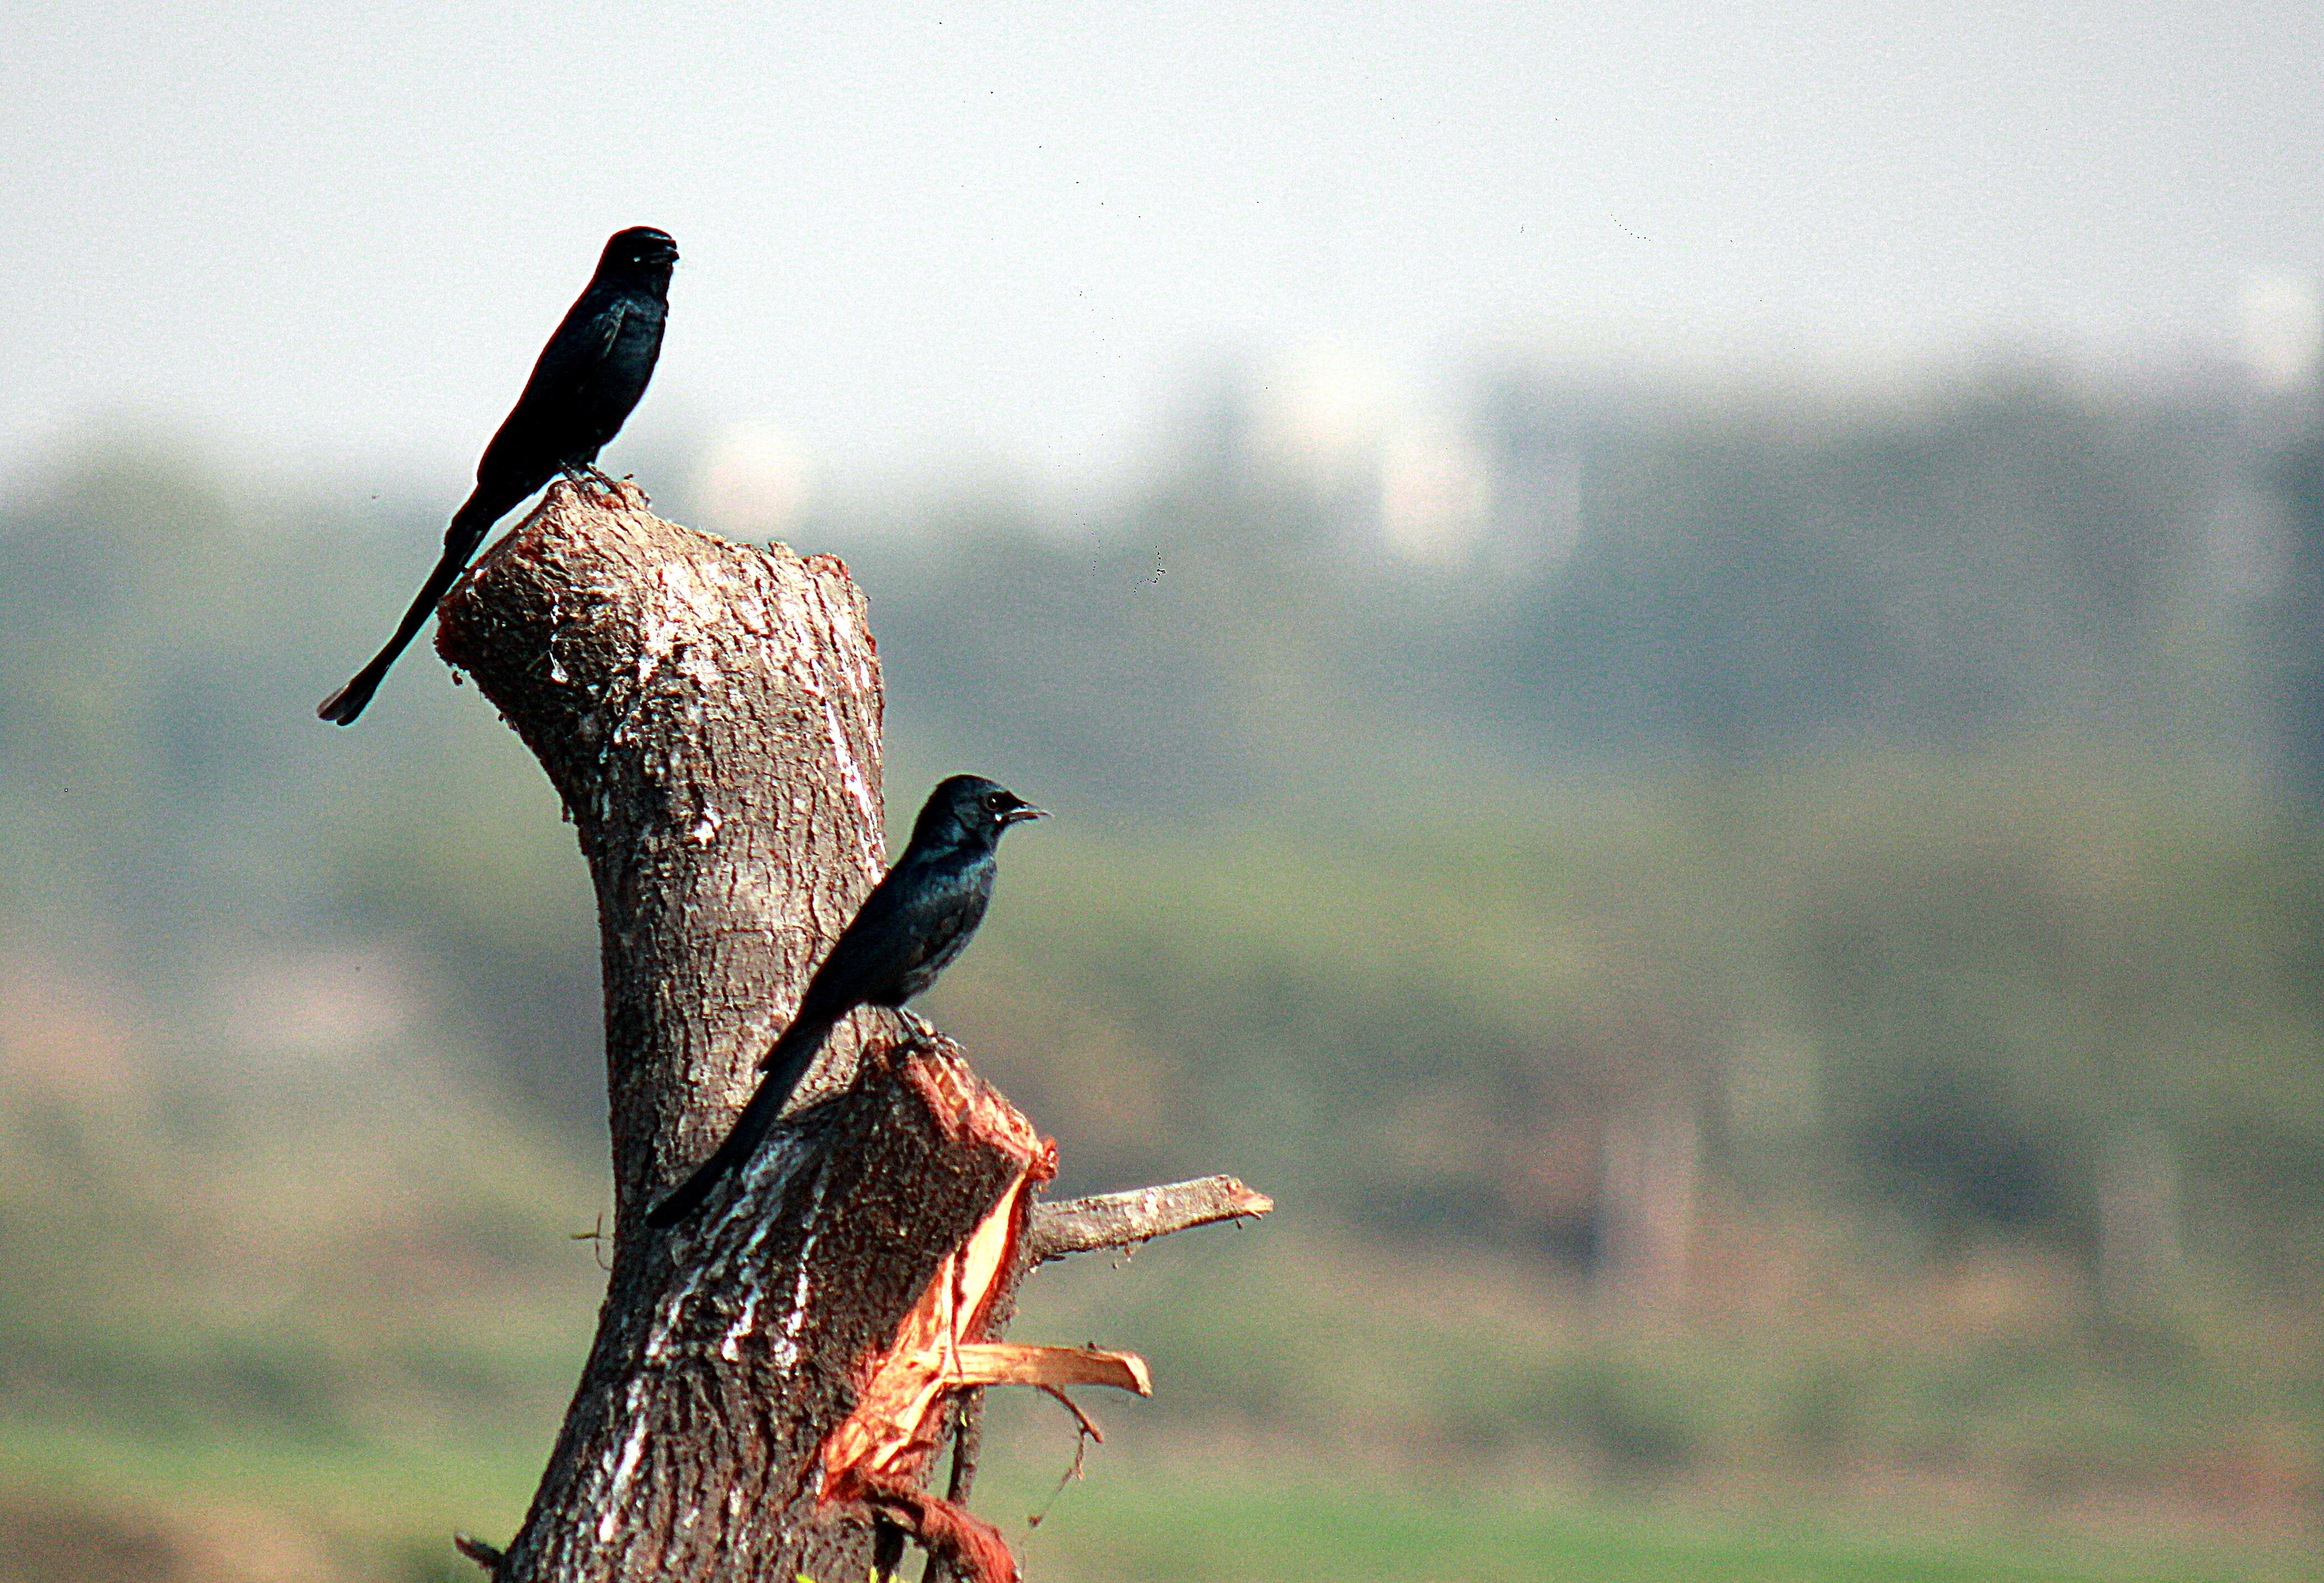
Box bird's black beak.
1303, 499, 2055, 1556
1002, 803, 1047, 825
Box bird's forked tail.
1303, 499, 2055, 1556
645, 1015, 835, 1228
317, 489, 520, 724
645, 1073, 788, 1228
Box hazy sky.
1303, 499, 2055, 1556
3, 1, 2320, 499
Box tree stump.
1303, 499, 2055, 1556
431, 482, 1268, 1582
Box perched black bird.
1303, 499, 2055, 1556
648, 775, 1045, 1228
318, 226, 679, 724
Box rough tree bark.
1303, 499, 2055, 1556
431, 482, 1268, 1583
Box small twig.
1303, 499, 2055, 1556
568, 1214, 611, 1272
1035, 1384, 1104, 1443
919, 1388, 985, 1583
1027, 1175, 1273, 1263
1025, 1395, 1099, 1531
453, 1533, 504, 1573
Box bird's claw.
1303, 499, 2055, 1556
558, 462, 628, 503
897, 1008, 940, 1046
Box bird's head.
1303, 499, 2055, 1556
600, 227, 680, 278
914, 775, 1046, 850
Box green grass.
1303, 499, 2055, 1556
0, 1417, 539, 1522
0, 1417, 544, 1582
974, 1473, 2318, 1583
6, 1419, 2310, 1583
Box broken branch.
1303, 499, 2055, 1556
1027, 1175, 1274, 1263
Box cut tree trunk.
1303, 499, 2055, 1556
430, 482, 1268, 1583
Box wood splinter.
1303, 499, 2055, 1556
944, 1342, 1152, 1397
819, 1123, 1255, 1582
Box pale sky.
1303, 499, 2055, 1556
2, 1, 2319, 501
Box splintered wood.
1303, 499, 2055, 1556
817, 1052, 1149, 1583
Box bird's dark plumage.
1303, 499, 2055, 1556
647, 776, 1044, 1228
318, 226, 679, 724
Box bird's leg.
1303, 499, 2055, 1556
897, 1008, 940, 1047
559, 461, 626, 502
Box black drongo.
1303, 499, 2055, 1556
318, 225, 678, 724
648, 775, 1044, 1228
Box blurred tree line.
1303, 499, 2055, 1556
4, 364, 2322, 1301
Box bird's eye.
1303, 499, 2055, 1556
983, 792, 1006, 811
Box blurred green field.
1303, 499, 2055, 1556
0, 1429, 2308, 1583
4, 386, 2324, 1577
6, 745, 2320, 1577
969, 1474, 2318, 1583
